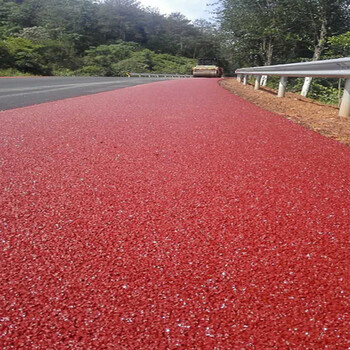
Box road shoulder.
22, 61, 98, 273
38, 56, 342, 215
220, 78, 350, 146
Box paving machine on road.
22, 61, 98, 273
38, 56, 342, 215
192, 58, 223, 78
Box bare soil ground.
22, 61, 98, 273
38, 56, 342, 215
220, 78, 350, 146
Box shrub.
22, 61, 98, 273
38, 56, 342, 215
75, 65, 105, 76
111, 58, 148, 76
0, 40, 11, 68
52, 68, 76, 76
17, 26, 51, 42
0, 68, 33, 76
83, 41, 140, 67
4, 37, 51, 75
265, 76, 340, 106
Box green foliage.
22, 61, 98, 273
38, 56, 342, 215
0, 35, 80, 75
17, 26, 51, 41
218, 0, 297, 67
309, 84, 339, 105
216, 0, 350, 102
4, 37, 51, 75
0, 40, 11, 68
0, 0, 220, 76
84, 41, 139, 65
81, 41, 140, 76
0, 68, 34, 76
77, 45, 196, 76
75, 65, 105, 76
37, 39, 81, 70
265, 77, 340, 106
52, 68, 76, 76
0, 34, 197, 77
111, 58, 147, 76
327, 31, 350, 57
151, 53, 196, 74
0, 0, 21, 38
287, 78, 341, 105
305, 79, 340, 105
217, 0, 350, 68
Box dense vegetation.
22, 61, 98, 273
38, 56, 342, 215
217, 0, 350, 68
0, 0, 349, 103
0, 0, 219, 76
216, 0, 350, 102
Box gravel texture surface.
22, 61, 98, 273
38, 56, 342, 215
0, 79, 349, 349
220, 78, 350, 146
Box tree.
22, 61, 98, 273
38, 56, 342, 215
0, 0, 21, 37
0, 0, 221, 76
298, 0, 350, 96
216, 0, 350, 81
327, 31, 350, 57
218, 0, 286, 66
82, 41, 139, 75
4, 37, 50, 74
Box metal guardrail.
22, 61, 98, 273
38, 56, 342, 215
235, 57, 350, 117
129, 73, 192, 78
236, 57, 350, 78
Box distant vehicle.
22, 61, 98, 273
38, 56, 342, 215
192, 58, 223, 78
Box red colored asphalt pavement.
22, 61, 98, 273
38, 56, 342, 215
1, 79, 349, 349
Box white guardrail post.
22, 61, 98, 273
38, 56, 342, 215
260, 75, 267, 86
235, 57, 350, 117
254, 76, 260, 90
339, 78, 350, 117
278, 77, 288, 97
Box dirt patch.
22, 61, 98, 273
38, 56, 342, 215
220, 78, 350, 146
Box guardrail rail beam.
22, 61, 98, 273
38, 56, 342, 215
235, 57, 350, 117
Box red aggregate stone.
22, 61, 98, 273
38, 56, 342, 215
0, 79, 349, 349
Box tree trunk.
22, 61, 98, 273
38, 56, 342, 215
301, 19, 327, 97
193, 46, 197, 59
266, 39, 273, 66
261, 37, 273, 86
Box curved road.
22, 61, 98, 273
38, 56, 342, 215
0, 76, 171, 110
0, 79, 349, 348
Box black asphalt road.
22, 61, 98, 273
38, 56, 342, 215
0, 76, 171, 111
